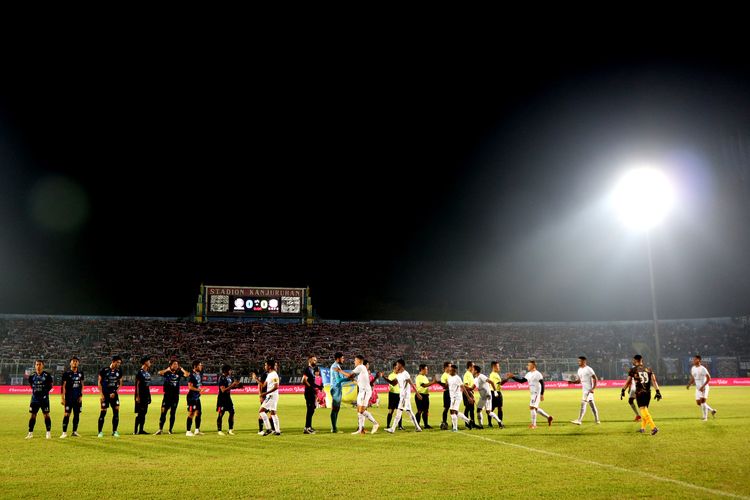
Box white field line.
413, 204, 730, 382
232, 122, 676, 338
460, 431, 750, 499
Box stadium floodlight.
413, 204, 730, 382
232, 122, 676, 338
611, 167, 674, 231
611, 165, 675, 373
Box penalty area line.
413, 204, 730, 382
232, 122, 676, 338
459, 432, 749, 499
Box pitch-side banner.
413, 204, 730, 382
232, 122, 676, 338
2, 378, 749, 395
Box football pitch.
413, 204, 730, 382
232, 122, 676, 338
1, 387, 749, 499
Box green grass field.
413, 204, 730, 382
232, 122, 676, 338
1, 387, 748, 499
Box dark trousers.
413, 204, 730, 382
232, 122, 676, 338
304, 391, 316, 428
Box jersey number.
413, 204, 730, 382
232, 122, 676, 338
638, 372, 649, 384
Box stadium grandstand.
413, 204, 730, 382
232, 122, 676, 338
1, 314, 748, 387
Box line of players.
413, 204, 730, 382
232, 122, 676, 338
23, 352, 718, 438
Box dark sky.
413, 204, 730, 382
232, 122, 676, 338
1, 27, 749, 321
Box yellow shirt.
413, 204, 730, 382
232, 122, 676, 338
463, 370, 475, 388
440, 372, 450, 385
415, 374, 430, 395
388, 372, 400, 394
489, 371, 502, 393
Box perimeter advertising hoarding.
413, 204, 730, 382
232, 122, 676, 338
205, 286, 306, 318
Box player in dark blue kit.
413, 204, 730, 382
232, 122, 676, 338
156, 359, 190, 435
185, 360, 206, 437
26, 360, 53, 439
216, 364, 240, 436
98, 355, 123, 438
60, 356, 84, 438
134, 355, 153, 435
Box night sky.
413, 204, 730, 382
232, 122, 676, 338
1, 29, 749, 321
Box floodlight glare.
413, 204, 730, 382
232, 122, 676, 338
611, 167, 674, 230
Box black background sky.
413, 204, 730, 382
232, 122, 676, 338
1, 20, 748, 321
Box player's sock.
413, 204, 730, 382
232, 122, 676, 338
451, 414, 458, 431
363, 411, 377, 423
258, 418, 264, 432
195, 415, 201, 430
387, 412, 393, 429
457, 412, 470, 423
169, 408, 176, 432
701, 403, 707, 419
228, 411, 234, 430
530, 409, 537, 426
644, 409, 656, 430
423, 411, 429, 427
629, 399, 639, 416
442, 408, 448, 424
159, 412, 166, 430
260, 412, 270, 430
29, 416, 36, 432
72, 410, 80, 432
704, 403, 714, 412
488, 411, 502, 424
357, 413, 365, 432
62, 415, 70, 433
589, 401, 600, 421
578, 401, 587, 421
44, 415, 51, 432
391, 410, 403, 430
537, 408, 550, 418
331, 406, 339, 430
134, 415, 141, 434
186, 417, 193, 432
478, 412, 484, 426
407, 411, 420, 429
217, 413, 223, 431
272, 415, 280, 432
112, 409, 119, 432
98, 411, 106, 432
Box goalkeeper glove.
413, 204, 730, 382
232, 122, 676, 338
620, 389, 625, 400
655, 390, 662, 401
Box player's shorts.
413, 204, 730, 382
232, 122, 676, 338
477, 393, 492, 411
357, 387, 373, 408
100, 393, 120, 410
492, 392, 503, 409
29, 397, 50, 414
443, 389, 450, 408
261, 394, 278, 412
64, 399, 82, 413
529, 392, 541, 408
216, 401, 234, 413
695, 386, 709, 400
330, 386, 342, 405
635, 391, 651, 408
449, 395, 461, 411
582, 391, 595, 403
187, 399, 202, 413
415, 393, 429, 412
161, 395, 179, 410
388, 392, 400, 410
397, 394, 413, 412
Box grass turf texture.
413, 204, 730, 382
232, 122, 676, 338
1, 387, 748, 499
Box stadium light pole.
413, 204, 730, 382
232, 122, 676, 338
611, 167, 675, 372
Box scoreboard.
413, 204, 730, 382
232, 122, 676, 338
203, 285, 308, 318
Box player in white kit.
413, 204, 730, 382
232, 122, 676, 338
341, 355, 380, 435
471, 365, 503, 428
686, 355, 717, 421
445, 364, 473, 432
508, 360, 553, 429
568, 356, 600, 425
257, 359, 281, 436
385, 359, 422, 433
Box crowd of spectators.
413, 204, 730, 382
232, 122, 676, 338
0, 315, 748, 382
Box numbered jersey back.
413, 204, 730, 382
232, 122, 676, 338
628, 365, 653, 394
